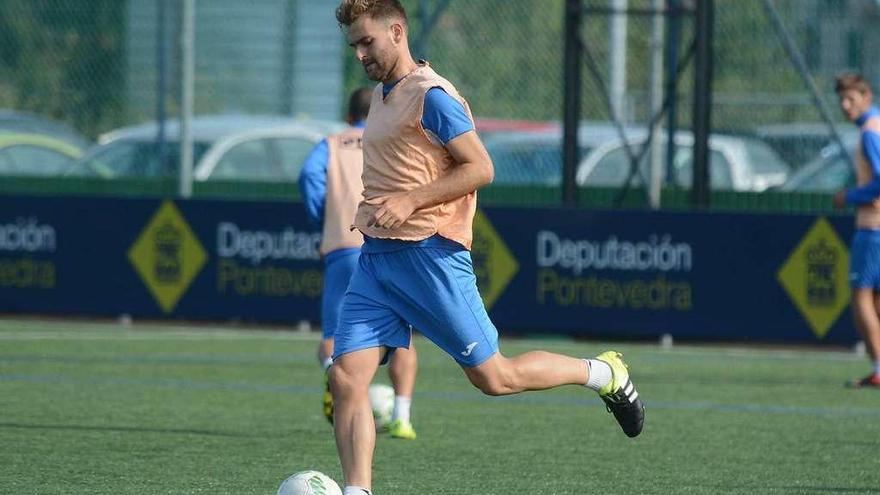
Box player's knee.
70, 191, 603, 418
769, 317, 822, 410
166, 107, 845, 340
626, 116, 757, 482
478, 382, 511, 396
467, 370, 515, 396
329, 364, 363, 396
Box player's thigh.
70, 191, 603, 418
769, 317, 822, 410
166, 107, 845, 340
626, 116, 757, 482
384, 247, 499, 367
333, 255, 412, 361
850, 230, 880, 289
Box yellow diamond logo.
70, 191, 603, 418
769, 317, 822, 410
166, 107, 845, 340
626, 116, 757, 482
128, 200, 208, 313
777, 217, 850, 338
471, 209, 519, 310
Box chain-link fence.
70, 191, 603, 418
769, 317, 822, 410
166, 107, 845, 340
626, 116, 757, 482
1, 0, 345, 139
0, 0, 125, 139
1, 0, 878, 209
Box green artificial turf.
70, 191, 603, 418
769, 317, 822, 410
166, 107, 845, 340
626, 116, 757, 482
1, 319, 878, 494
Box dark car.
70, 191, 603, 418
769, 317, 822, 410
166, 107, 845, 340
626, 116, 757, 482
480, 124, 622, 185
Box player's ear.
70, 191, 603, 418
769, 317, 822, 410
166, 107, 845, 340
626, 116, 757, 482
391, 22, 405, 44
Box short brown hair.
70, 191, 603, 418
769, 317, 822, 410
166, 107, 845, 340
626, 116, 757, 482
348, 87, 372, 121
336, 0, 407, 27
835, 72, 873, 95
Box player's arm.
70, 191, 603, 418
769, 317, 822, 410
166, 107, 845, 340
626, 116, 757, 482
368, 132, 492, 229
298, 139, 329, 228
368, 89, 493, 229
839, 131, 880, 206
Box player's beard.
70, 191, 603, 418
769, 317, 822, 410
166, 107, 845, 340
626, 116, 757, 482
363, 48, 397, 82
362, 59, 384, 81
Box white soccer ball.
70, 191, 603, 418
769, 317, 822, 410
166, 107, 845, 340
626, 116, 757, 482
276, 470, 342, 495
368, 383, 395, 429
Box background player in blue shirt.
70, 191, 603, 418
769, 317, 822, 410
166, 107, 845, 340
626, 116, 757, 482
300, 88, 422, 437
832, 73, 880, 388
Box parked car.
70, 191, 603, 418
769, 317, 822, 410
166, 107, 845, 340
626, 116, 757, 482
576, 130, 791, 192
67, 115, 347, 181
480, 124, 629, 185
777, 137, 857, 192
0, 110, 91, 149
0, 132, 83, 176
754, 122, 856, 170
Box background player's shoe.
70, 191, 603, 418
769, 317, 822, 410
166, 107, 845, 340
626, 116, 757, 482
387, 419, 417, 440
595, 351, 645, 438
846, 373, 880, 389
323, 372, 334, 424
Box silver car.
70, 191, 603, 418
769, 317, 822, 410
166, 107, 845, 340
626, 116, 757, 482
576, 130, 791, 192
0, 131, 83, 176
0, 109, 91, 150
68, 115, 347, 181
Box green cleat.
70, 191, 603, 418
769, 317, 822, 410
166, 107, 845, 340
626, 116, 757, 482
595, 351, 644, 438
387, 419, 417, 440
322, 372, 334, 425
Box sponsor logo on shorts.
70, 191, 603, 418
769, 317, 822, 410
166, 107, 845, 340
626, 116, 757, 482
461, 342, 478, 357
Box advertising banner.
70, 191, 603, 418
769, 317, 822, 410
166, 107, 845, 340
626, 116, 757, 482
474, 208, 856, 344
0, 196, 323, 322
0, 196, 858, 344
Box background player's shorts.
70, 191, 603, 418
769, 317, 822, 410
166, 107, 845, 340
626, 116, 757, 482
850, 229, 880, 289
321, 248, 360, 339
333, 239, 499, 367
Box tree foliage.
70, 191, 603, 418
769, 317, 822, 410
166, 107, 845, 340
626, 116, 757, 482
0, 0, 124, 138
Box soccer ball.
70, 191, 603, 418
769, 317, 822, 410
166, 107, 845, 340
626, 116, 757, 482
368, 383, 395, 429
276, 470, 342, 495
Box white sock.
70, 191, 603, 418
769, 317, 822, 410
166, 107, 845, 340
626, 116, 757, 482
321, 357, 333, 373
344, 487, 371, 495
584, 359, 612, 391
873, 360, 880, 375
392, 395, 411, 423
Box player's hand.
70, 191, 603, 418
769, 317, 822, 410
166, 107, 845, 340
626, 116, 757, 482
367, 192, 418, 229
832, 190, 847, 210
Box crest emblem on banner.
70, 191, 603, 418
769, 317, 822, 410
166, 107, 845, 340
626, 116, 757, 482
128, 201, 207, 313
777, 217, 849, 338
471, 209, 518, 310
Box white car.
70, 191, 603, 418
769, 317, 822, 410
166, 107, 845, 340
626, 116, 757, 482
68, 115, 347, 181
576, 130, 791, 192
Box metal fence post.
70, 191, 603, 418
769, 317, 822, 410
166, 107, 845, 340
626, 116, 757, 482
156, 0, 168, 183
179, 0, 195, 198
692, 0, 713, 208
563, 0, 582, 208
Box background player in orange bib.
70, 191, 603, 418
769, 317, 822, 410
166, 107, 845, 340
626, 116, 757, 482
299, 87, 418, 438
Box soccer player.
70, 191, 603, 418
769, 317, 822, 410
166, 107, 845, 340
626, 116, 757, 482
832, 73, 880, 388
330, 1, 645, 493
299, 87, 418, 438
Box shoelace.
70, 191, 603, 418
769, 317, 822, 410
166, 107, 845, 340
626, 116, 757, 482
601, 390, 628, 411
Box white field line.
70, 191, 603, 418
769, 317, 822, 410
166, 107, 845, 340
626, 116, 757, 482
0, 328, 320, 342
0, 328, 862, 363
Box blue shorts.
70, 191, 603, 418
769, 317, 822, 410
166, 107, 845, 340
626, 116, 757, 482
333, 236, 499, 367
850, 229, 880, 289
321, 248, 360, 339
